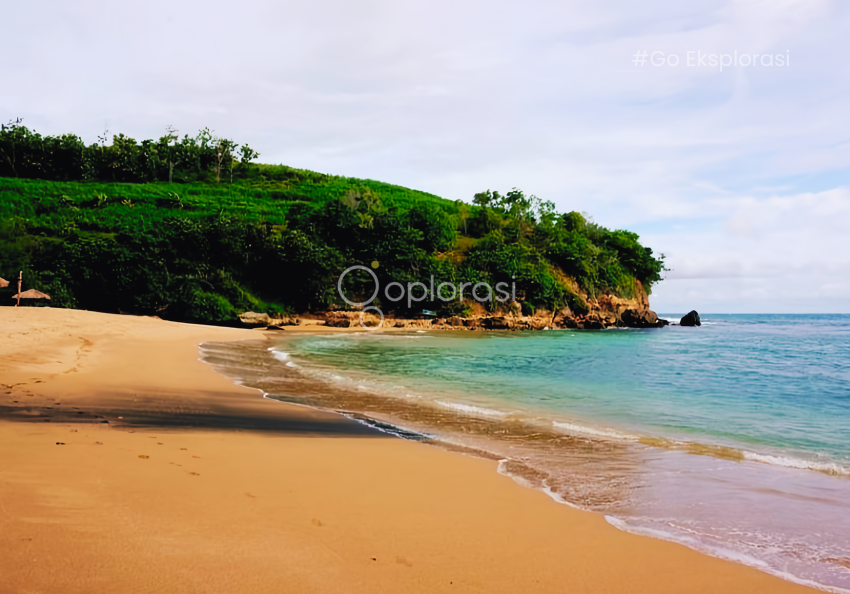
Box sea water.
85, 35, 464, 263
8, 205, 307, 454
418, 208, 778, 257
200, 314, 850, 592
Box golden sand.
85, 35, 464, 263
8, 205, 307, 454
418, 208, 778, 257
0, 307, 814, 593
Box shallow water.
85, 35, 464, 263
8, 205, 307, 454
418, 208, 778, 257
200, 314, 850, 592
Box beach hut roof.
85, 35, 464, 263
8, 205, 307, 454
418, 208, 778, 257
0, 276, 8, 288
12, 289, 51, 300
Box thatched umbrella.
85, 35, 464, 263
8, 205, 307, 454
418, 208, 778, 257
0, 276, 9, 288
12, 289, 51, 304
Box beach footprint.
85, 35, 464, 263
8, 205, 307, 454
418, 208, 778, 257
396, 556, 412, 567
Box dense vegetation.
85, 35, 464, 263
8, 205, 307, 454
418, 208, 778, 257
0, 121, 665, 323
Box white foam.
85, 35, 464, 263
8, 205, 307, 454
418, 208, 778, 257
743, 452, 850, 476
604, 516, 850, 594
434, 400, 509, 418
496, 459, 585, 510
552, 420, 638, 442
269, 350, 290, 362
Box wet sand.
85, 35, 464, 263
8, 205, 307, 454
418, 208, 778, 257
0, 307, 816, 593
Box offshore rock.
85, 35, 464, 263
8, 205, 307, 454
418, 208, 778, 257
680, 310, 701, 327
621, 308, 663, 328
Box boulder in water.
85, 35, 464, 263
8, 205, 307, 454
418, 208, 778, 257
680, 310, 701, 327
622, 308, 666, 328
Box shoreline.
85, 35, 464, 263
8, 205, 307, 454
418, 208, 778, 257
0, 307, 816, 593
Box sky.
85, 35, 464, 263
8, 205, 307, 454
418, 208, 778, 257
2, 0, 849, 313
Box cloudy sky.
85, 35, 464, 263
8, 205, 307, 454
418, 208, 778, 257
3, 0, 849, 312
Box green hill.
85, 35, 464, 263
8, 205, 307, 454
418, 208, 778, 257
0, 122, 664, 324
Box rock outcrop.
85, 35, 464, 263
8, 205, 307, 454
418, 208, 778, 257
316, 280, 670, 331
621, 308, 668, 328
239, 311, 300, 328
239, 311, 273, 326
680, 310, 701, 327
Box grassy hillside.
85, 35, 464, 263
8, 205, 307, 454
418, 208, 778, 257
0, 124, 664, 323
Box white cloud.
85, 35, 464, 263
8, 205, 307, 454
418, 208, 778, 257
646, 187, 850, 312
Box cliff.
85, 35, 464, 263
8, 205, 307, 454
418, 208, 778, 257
302, 281, 665, 331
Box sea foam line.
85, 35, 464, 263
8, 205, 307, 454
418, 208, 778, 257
604, 516, 850, 594
269, 349, 290, 362
552, 420, 639, 442
743, 451, 850, 477
434, 400, 510, 418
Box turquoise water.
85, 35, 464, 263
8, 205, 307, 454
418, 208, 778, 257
288, 314, 850, 471
201, 314, 850, 592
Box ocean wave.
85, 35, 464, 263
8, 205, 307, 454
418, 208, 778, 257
552, 420, 639, 441
604, 516, 850, 594
657, 316, 716, 325
635, 435, 850, 477
743, 452, 850, 477
268, 348, 289, 362
434, 400, 510, 418
496, 459, 585, 510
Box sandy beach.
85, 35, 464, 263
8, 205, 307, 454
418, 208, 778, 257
0, 307, 815, 593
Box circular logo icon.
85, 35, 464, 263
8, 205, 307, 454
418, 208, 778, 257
359, 306, 384, 330
337, 265, 380, 307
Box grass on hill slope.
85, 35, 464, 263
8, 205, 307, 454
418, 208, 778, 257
0, 124, 664, 324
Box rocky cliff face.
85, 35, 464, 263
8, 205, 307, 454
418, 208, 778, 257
313, 281, 666, 331
566, 280, 665, 329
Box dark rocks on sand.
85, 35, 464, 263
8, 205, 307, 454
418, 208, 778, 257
680, 310, 701, 327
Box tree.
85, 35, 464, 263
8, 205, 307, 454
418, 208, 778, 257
473, 189, 498, 208
213, 137, 237, 183
238, 144, 259, 174
159, 125, 179, 183
454, 199, 470, 234
534, 197, 557, 228
560, 211, 586, 233
500, 188, 533, 220
0, 118, 25, 177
